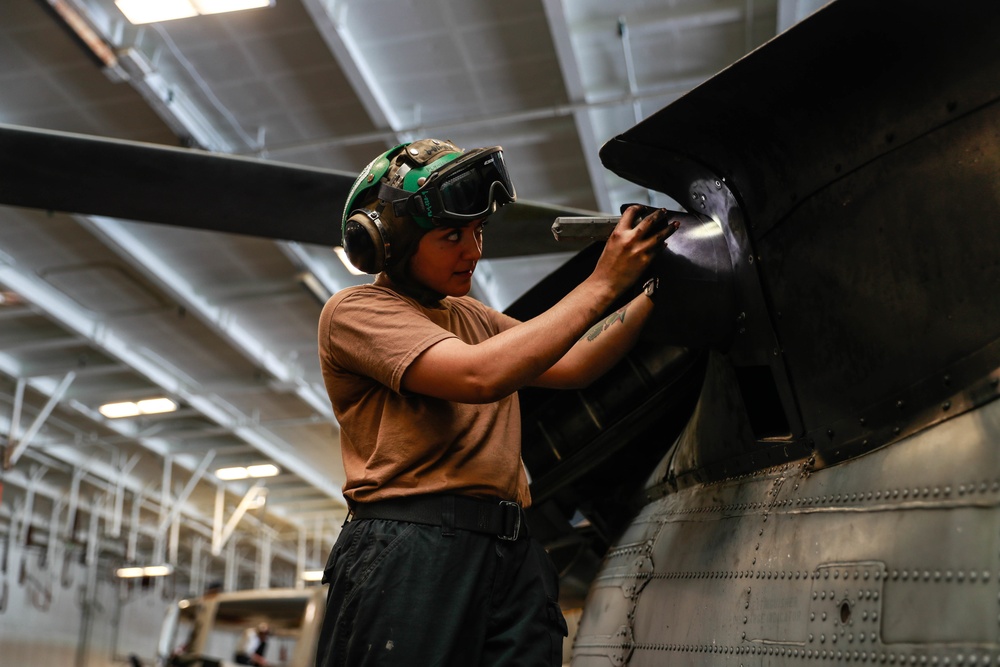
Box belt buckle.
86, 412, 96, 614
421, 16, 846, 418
498, 500, 521, 541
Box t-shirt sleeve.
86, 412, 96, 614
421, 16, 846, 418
486, 304, 521, 334
322, 289, 454, 393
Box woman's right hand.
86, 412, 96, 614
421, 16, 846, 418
589, 204, 679, 296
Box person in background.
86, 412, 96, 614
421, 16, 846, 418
315, 138, 678, 666
234, 622, 270, 666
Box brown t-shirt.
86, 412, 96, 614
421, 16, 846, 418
318, 281, 531, 507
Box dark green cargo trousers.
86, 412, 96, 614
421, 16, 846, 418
315, 517, 568, 666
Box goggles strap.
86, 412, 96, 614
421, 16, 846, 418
378, 182, 423, 217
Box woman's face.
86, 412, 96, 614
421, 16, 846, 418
408, 219, 485, 297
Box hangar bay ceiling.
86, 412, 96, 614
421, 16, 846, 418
0, 0, 822, 590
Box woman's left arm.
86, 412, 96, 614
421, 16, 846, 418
532, 285, 655, 390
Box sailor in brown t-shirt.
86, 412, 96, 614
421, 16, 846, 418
315, 139, 677, 667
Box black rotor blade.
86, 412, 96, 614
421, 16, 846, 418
0, 123, 352, 246
0, 123, 600, 257
485, 200, 601, 259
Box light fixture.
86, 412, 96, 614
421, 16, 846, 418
215, 466, 249, 481
116, 564, 174, 578
99, 397, 178, 419
302, 569, 324, 582
138, 397, 178, 414
215, 463, 280, 480
115, 0, 273, 25
247, 463, 279, 477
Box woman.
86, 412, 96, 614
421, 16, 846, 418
315, 138, 676, 666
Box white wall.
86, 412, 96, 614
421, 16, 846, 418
0, 542, 170, 667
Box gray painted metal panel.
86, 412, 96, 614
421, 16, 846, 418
572, 0, 1000, 663
575, 398, 1000, 664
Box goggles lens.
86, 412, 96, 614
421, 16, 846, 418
379, 148, 513, 226
434, 150, 515, 218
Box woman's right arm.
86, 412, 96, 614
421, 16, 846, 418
401, 206, 675, 403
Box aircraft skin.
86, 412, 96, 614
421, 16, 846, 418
537, 0, 1000, 664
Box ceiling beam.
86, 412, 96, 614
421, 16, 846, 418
542, 0, 611, 213
300, 0, 401, 134
4, 372, 75, 470
81, 215, 334, 419
0, 263, 346, 510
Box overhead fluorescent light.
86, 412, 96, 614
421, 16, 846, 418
116, 564, 174, 578
246, 463, 279, 478
116, 566, 145, 578
196, 0, 272, 14
215, 464, 280, 480
115, 0, 272, 25
137, 397, 178, 414
115, 0, 196, 23
99, 402, 141, 419
99, 397, 178, 419
215, 466, 250, 480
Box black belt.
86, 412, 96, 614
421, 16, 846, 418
351, 494, 526, 541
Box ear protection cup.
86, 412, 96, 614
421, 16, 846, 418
343, 209, 391, 274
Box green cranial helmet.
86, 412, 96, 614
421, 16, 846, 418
342, 139, 462, 232
340, 138, 516, 275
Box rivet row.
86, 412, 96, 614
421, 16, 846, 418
624, 643, 998, 664
612, 568, 991, 585
642, 478, 1000, 520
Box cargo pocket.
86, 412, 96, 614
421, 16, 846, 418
321, 522, 358, 585
318, 520, 419, 667
532, 539, 569, 665
547, 596, 570, 665
341, 520, 417, 606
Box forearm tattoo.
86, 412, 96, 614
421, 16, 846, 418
585, 304, 629, 342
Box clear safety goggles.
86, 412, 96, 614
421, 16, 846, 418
386, 147, 517, 226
